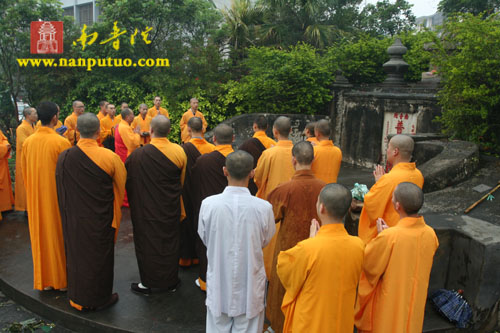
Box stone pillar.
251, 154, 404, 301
330, 69, 352, 146
383, 38, 409, 86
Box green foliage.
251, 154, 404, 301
400, 30, 438, 82
358, 0, 416, 37
224, 44, 334, 115
438, 0, 500, 15
432, 13, 500, 151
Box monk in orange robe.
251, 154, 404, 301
179, 98, 207, 143
15, 107, 37, 212
277, 184, 364, 333
266, 141, 326, 332
239, 115, 276, 195
131, 104, 152, 145
355, 182, 439, 333
36, 119, 63, 131
358, 134, 424, 244
147, 96, 169, 119
303, 121, 318, 145
127, 115, 187, 295
0, 129, 14, 221
56, 113, 126, 311
22, 101, 72, 290
311, 119, 342, 183
191, 124, 234, 291
254, 116, 295, 278
179, 117, 215, 267
97, 100, 108, 120
64, 100, 85, 145
100, 104, 120, 150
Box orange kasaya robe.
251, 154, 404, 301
64, 112, 80, 145
311, 140, 342, 184
189, 137, 215, 154
179, 109, 207, 143
36, 120, 63, 130
278, 224, 365, 333
0, 131, 14, 215
131, 114, 152, 145
147, 106, 169, 119
358, 162, 424, 244
99, 115, 120, 143
253, 130, 276, 149
97, 112, 106, 120
254, 140, 295, 279
15, 121, 35, 211
306, 137, 319, 145
65, 138, 126, 311
22, 126, 72, 290
115, 120, 140, 207
355, 216, 439, 333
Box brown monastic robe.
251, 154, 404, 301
126, 144, 184, 288
238, 138, 266, 195
266, 170, 326, 332
56, 146, 118, 308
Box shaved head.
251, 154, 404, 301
214, 124, 233, 145
394, 182, 424, 215
37, 101, 58, 125
273, 116, 291, 138
121, 107, 133, 119
77, 113, 100, 138
389, 135, 414, 161
23, 107, 36, 118
319, 184, 352, 220
151, 115, 171, 137
254, 115, 268, 131
292, 141, 314, 165
99, 100, 108, 107
226, 150, 254, 180
305, 122, 316, 135
188, 117, 203, 132
315, 119, 330, 137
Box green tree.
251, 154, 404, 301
438, 0, 500, 15
358, 0, 416, 36
432, 13, 500, 151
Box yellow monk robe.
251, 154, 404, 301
0, 131, 14, 218
97, 112, 106, 121
358, 162, 424, 244
355, 216, 439, 333
179, 109, 208, 143
64, 112, 80, 145
131, 114, 152, 145
22, 127, 71, 290
150, 137, 187, 221
189, 137, 215, 155
253, 130, 276, 149
99, 115, 120, 143
254, 140, 295, 278
147, 106, 169, 119
15, 120, 35, 211
36, 120, 63, 130
306, 137, 318, 145
278, 224, 365, 333
311, 140, 342, 184
116, 120, 141, 159
67, 138, 126, 311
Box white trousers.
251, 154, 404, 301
206, 308, 265, 333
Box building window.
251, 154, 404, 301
63, 7, 74, 17
78, 3, 93, 26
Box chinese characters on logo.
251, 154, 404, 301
73, 21, 152, 50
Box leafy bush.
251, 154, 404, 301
432, 13, 500, 152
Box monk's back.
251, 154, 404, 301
254, 141, 294, 198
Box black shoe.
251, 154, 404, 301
165, 280, 181, 293
131, 283, 151, 295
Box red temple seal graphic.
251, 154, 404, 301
30, 21, 64, 54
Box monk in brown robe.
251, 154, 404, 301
15, 107, 37, 212
239, 115, 276, 195
126, 115, 186, 294
303, 121, 318, 145
56, 113, 126, 311
179, 117, 215, 268
191, 124, 234, 291
266, 141, 326, 332
254, 116, 295, 278
64, 100, 85, 145
0, 130, 13, 221
311, 119, 342, 183
358, 134, 424, 244
97, 101, 108, 120
22, 101, 72, 290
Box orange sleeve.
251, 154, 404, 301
120, 124, 141, 153
201, 113, 208, 133
111, 154, 126, 240
254, 151, 270, 198
0, 133, 10, 159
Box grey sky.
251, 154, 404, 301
362, 0, 440, 17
